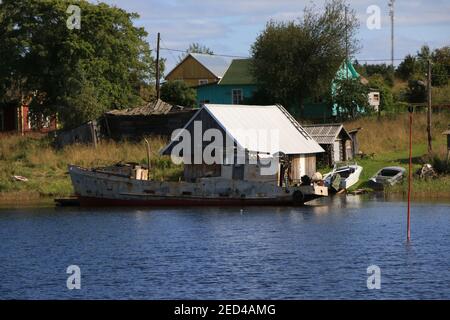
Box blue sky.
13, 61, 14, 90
96, 0, 450, 73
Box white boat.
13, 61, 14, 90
323, 162, 363, 191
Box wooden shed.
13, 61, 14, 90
103, 99, 197, 140
161, 104, 324, 185
303, 124, 353, 167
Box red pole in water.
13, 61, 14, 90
407, 106, 413, 242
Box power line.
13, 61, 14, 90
159, 43, 449, 67
160, 38, 180, 65
355, 58, 404, 62
160, 47, 249, 59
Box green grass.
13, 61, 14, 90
319, 134, 450, 198
1, 112, 449, 202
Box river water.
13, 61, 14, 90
0, 195, 449, 300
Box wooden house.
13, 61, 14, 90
303, 124, 353, 167
165, 53, 233, 87
0, 102, 57, 134
161, 104, 324, 185
196, 59, 257, 106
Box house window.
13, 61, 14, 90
373, 94, 380, 102
232, 89, 243, 105
199, 79, 209, 85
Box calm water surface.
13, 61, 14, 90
0, 196, 449, 299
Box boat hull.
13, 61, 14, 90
68, 165, 327, 207
324, 165, 363, 191
77, 196, 301, 207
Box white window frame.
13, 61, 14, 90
232, 89, 243, 105
198, 79, 209, 85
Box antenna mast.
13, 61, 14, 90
389, 0, 395, 67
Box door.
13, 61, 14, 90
232, 164, 244, 180
333, 140, 341, 163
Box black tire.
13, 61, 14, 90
292, 190, 304, 205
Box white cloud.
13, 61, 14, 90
95, 0, 450, 71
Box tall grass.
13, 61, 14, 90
0, 133, 181, 198
345, 112, 449, 156
1, 112, 449, 200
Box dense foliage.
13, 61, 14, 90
251, 0, 359, 114
0, 0, 159, 128
333, 78, 370, 119
160, 81, 197, 108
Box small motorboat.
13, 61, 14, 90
323, 162, 363, 192
369, 166, 406, 190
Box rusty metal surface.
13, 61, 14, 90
69, 165, 327, 204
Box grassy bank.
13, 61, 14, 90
343, 112, 450, 198
0, 112, 449, 202
0, 134, 182, 201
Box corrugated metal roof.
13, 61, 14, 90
106, 100, 187, 116
303, 124, 351, 144
203, 104, 324, 155
190, 53, 233, 78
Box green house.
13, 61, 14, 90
301, 60, 363, 120
196, 59, 257, 106
196, 59, 365, 120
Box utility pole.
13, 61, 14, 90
407, 106, 414, 242
427, 59, 433, 154
156, 32, 161, 100
345, 5, 349, 79
389, 0, 395, 67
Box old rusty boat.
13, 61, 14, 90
68, 104, 329, 207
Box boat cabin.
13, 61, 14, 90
161, 104, 324, 186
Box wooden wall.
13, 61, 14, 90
105, 111, 196, 140
289, 154, 317, 181
165, 56, 219, 87
184, 164, 221, 182
304, 154, 316, 177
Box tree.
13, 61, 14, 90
355, 63, 394, 86
178, 42, 214, 61
333, 78, 369, 119
0, 0, 160, 128
160, 81, 197, 108
406, 79, 427, 103
251, 0, 360, 114
396, 54, 417, 80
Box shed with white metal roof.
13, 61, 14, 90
161, 104, 324, 184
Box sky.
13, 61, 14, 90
95, 0, 450, 73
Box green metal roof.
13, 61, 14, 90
219, 59, 255, 85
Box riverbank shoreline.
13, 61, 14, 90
1, 113, 449, 204
2, 189, 450, 208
